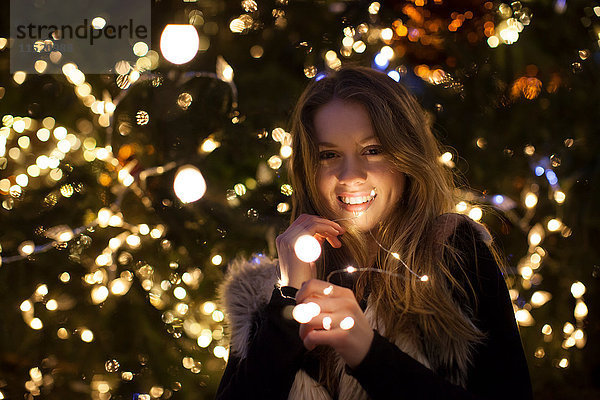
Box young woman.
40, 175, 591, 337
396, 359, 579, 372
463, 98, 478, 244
217, 66, 532, 399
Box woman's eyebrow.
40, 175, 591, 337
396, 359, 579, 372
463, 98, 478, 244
317, 136, 378, 147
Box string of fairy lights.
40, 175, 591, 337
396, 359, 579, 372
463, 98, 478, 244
1, 0, 598, 397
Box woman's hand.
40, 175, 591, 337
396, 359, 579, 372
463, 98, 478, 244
295, 279, 374, 369
275, 214, 345, 289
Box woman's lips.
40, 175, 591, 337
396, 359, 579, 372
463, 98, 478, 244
336, 194, 376, 212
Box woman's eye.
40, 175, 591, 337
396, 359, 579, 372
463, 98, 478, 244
319, 151, 337, 160
364, 146, 383, 155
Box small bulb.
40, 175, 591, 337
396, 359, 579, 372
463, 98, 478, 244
340, 316, 355, 330
292, 302, 320, 324
173, 165, 206, 204
323, 285, 333, 295
160, 25, 200, 65
80, 329, 94, 342
294, 235, 321, 263
570, 281, 586, 298
322, 316, 332, 330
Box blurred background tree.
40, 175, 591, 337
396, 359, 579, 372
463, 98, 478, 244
0, 0, 598, 398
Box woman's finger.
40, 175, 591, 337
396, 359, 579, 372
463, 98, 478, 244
296, 280, 352, 304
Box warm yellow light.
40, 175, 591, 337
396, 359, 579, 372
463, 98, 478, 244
138, 224, 150, 235
160, 25, 200, 65
200, 137, 219, 153
455, 201, 467, 212
30, 318, 43, 330
564, 337, 576, 348
294, 235, 321, 263
20, 300, 32, 312
322, 316, 332, 330
46, 299, 58, 310
173, 286, 187, 300
570, 281, 585, 298
110, 278, 131, 296
380, 28, 393, 41
126, 235, 141, 248
574, 300, 588, 319
487, 36, 500, 48
527, 225, 545, 247
541, 324, 552, 335
531, 291, 551, 307
520, 266, 533, 280
95, 253, 111, 266
280, 145, 292, 159
353, 41, 366, 53
212, 310, 224, 322
558, 358, 569, 368
211, 255, 223, 265
379, 45, 394, 60
214, 346, 228, 359
515, 309, 534, 326
525, 192, 538, 208
547, 219, 562, 232
91, 285, 109, 304
80, 329, 94, 342
19, 241, 35, 256
202, 301, 216, 314
173, 165, 206, 204
97, 208, 112, 227
468, 207, 483, 221
36, 284, 48, 296
563, 322, 574, 334
292, 302, 320, 323
340, 316, 355, 330
554, 191, 566, 203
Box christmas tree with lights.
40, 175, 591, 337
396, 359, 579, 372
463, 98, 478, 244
1, 0, 599, 398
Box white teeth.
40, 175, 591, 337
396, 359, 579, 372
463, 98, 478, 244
339, 195, 374, 205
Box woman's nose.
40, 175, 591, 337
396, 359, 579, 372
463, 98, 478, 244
337, 157, 367, 185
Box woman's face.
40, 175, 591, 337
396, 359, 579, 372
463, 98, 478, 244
313, 99, 405, 232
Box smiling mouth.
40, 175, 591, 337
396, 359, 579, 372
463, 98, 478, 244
336, 193, 377, 212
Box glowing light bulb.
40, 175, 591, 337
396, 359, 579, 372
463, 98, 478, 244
91, 285, 109, 304
18, 241, 35, 256
46, 299, 58, 310
80, 329, 94, 342
294, 235, 321, 263
292, 302, 320, 323
20, 300, 32, 312
574, 300, 588, 319
531, 291, 552, 307
570, 281, 585, 298
30, 318, 43, 330
340, 316, 355, 330
525, 192, 538, 208
547, 219, 562, 232
323, 285, 333, 295
173, 165, 206, 204
110, 278, 131, 295
160, 25, 200, 65
322, 316, 332, 330
515, 309, 535, 326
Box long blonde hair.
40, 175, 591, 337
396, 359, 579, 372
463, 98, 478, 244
288, 66, 493, 394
